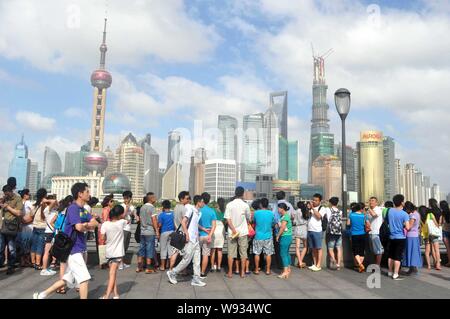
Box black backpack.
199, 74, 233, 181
134, 206, 141, 243
169, 211, 194, 250
50, 226, 78, 263
317, 206, 328, 232
379, 208, 391, 242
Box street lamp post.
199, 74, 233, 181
334, 88, 351, 217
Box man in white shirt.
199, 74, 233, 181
225, 187, 251, 278
120, 191, 137, 270
366, 197, 384, 266
307, 193, 327, 272
167, 195, 206, 287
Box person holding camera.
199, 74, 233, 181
0, 184, 24, 275
307, 193, 327, 272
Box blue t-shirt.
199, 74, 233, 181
199, 206, 217, 237
349, 212, 366, 236
64, 203, 92, 255
254, 210, 275, 240
158, 211, 175, 233
388, 208, 409, 239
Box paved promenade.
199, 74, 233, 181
1, 262, 449, 299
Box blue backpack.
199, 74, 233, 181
54, 211, 68, 234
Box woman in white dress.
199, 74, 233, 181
210, 198, 226, 272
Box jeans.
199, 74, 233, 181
0, 234, 17, 268
30, 228, 46, 255
279, 235, 292, 268
172, 241, 201, 280
138, 235, 156, 258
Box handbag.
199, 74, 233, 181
0, 216, 20, 236
427, 214, 442, 238
134, 222, 141, 243
169, 212, 194, 251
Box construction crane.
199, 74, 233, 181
311, 43, 334, 84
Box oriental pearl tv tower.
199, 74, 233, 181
84, 18, 112, 176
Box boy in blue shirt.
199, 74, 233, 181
198, 192, 216, 277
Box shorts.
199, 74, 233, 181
252, 239, 274, 256
351, 235, 366, 257
443, 231, 450, 240
138, 235, 156, 259
44, 233, 54, 244
199, 236, 212, 256
326, 234, 342, 249
294, 225, 307, 239
307, 231, 323, 249
388, 238, 406, 261
369, 234, 384, 255
30, 228, 46, 255
62, 253, 91, 289
16, 230, 33, 255
107, 257, 123, 264
424, 235, 440, 244
227, 235, 248, 259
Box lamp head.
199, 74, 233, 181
334, 88, 351, 120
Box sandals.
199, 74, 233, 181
145, 268, 155, 274
56, 287, 67, 294
136, 268, 143, 273
265, 271, 272, 276
34, 264, 43, 271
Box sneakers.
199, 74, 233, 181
167, 271, 178, 285
33, 292, 45, 299
309, 265, 322, 272
40, 269, 57, 276
392, 274, 405, 281
191, 278, 206, 287
123, 263, 131, 269
200, 273, 207, 279
388, 272, 393, 277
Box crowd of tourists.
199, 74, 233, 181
1, 176, 449, 299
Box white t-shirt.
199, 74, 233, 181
22, 200, 34, 232
307, 206, 327, 232
368, 206, 383, 235
101, 219, 128, 259
224, 198, 251, 238
184, 204, 201, 244
44, 207, 57, 234
121, 203, 136, 232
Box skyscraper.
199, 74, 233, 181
263, 108, 279, 177
269, 91, 288, 139
27, 162, 39, 196
189, 148, 207, 195
64, 151, 88, 176
218, 115, 238, 162
359, 131, 385, 202
431, 184, 440, 201
395, 159, 404, 195
242, 113, 265, 183
103, 146, 115, 177
423, 176, 431, 203
115, 133, 144, 198
140, 134, 161, 198
90, 18, 112, 153
167, 131, 181, 170
308, 54, 334, 182
312, 155, 342, 201
204, 159, 237, 201
163, 130, 183, 200
383, 136, 396, 202
278, 136, 289, 180
8, 135, 30, 190
288, 140, 299, 181
414, 170, 425, 206
42, 146, 62, 181
404, 163, 416, 203
336, 143, 357, 193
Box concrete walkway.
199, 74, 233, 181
1, 263, 449, 299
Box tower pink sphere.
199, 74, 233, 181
84, 151, 108, 173
91, 69, 112, 89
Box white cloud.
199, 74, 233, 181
63, 107, 86, 118
0, 0, 220, 72
16, 111, 56, 131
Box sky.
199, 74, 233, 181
0, 0, 449, 193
